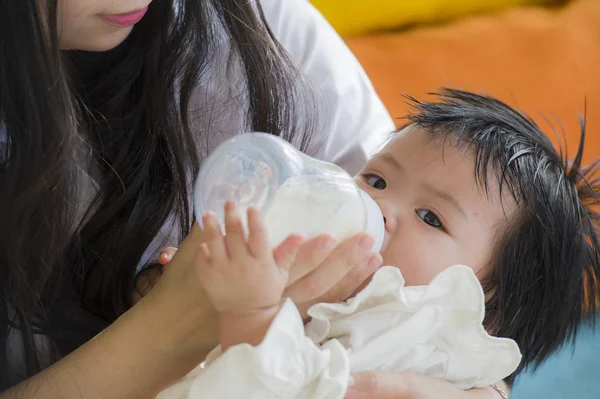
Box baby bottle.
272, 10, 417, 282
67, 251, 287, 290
193, 132, 384, 252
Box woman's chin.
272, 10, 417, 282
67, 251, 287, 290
59, 28, 133, 51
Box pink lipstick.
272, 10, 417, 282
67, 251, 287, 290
100, 6, 149, 27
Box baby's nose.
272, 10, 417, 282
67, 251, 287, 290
383, 214, 397, 233
376, 199, 397, 233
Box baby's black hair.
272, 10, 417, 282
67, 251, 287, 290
405, 88, 600, 382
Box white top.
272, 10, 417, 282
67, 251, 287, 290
260, 0, 394, 172
156, 266, 522, 399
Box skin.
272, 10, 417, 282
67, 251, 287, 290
353, 126, 515, 290
2, 221, 379, 399
1, 1, 380, 397
9, 0, 510, 397
56, 0, 153, 50
199, 202, 305, 350
167, 126, 515, 398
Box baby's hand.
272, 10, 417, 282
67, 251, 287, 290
197, 201, 304, 316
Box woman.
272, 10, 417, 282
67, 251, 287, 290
0, 0, 509, 397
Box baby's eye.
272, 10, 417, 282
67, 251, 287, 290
364, 174, 387, 190
416, 209, 443, 229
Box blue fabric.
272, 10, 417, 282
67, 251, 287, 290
512, 316, 600, 399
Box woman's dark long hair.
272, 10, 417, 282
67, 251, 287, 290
0, 0, 322, 388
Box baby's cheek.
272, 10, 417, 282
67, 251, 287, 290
383, 239, 456, 286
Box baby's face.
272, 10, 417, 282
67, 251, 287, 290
354, 126, 516, 287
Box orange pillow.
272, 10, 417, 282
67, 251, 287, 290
346, 0, 600, 164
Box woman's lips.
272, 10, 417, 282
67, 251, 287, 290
99, 6, 149, 27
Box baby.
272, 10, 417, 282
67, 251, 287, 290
158, 89, 600, 398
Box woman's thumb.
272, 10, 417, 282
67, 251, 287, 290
175, 221, 205, 262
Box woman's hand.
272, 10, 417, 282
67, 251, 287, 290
132, 264, 164, 305
155, 233, 383, 320
2, 224, 219, 399
281, 232, 382, 319
346, 372, 508, 399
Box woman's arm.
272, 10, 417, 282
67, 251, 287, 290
1, 226, 219, 399
3, 225, 379, 399
2, 291, 215, 399
492, 380, 511, 398
346, 372, 510, 399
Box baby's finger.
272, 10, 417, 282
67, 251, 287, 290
273, 234, 305, 271
224, 200, 248, 259
203, 211, 227, 261
247, 207, 270, 259
157, 247, 178, 266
